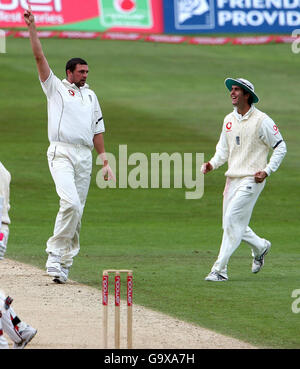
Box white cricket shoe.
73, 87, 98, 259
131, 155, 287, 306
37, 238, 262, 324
53, 266, 69, 284
13, 325, 37, 349
252, 240, 271, 273
46, 253, 61, 278
205, 271, 228, 282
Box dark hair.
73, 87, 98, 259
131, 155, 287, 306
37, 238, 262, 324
242, 88, 254, 106
247, 94, 254, 105
65, 58, 88, 75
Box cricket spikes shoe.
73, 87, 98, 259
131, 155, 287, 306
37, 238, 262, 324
46, 253, 62, 279
252, 240, 271, 274
13, 325, 37, 349
53, 266, 69, 284
205, 271, 228, 282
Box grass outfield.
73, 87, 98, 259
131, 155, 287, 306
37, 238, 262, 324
1, 37, 300, 348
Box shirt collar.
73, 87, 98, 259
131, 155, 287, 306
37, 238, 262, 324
233, 104, 255, 122
62, 78, 89, 90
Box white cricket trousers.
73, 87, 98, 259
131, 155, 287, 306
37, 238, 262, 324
0, 161, 11, 226
0, 162, 11, 251
46, 142, 92, 268
0, 290, 25, 349
211, 176, 267, 276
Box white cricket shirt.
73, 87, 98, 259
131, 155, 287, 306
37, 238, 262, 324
40, 70, 105, 150
210, 106, 287, 177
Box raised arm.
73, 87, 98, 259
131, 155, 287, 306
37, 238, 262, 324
24, 6, 50, 82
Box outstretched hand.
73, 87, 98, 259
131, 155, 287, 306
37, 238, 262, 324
24, 5, 35, 26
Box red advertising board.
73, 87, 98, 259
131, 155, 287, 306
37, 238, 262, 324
0, 0, 96, 27
189, 37, 231, 45
0, 0, 163, 33
145, 34, 187, 44
232, 36, 274, 45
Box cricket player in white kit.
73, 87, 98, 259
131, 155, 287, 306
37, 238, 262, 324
24, 7, 115, 283
0, 290, 37, 349
0, 162, 11, 260
203, 78, 287, 281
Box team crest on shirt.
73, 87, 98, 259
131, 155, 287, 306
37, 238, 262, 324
273, 124, 279, 135
226, 122, 232, 131
68, 90, 75, 96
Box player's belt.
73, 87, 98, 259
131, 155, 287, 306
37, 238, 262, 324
50, 141, 92, 151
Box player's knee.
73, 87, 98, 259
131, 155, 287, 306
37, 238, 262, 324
223, 215, 241, 239
223, 213, 235, 229
69, 201, 81, 215
224, 208, 243, 228
61, 199, 81, 215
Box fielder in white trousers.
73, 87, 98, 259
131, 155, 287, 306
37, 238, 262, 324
46, 142, 92, 270
203, 78, 286, 281
212, 176, 266, 277
0, 162, 11, 260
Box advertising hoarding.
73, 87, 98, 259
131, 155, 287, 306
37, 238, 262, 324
0, 0, 163, 33
163, 0, 300, 34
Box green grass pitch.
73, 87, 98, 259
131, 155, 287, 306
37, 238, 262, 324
1, 36, 300, 348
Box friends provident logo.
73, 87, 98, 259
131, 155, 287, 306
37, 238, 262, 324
169, 0, 300, 33
174, 0, 215, 30
178, 0, 210, 23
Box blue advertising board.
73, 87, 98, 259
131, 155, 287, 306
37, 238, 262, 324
163, 0, 300, 33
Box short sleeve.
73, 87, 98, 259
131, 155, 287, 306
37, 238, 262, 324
93, 93, 105, 135
259, 116, 284, 149
39, 70, 61, 98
